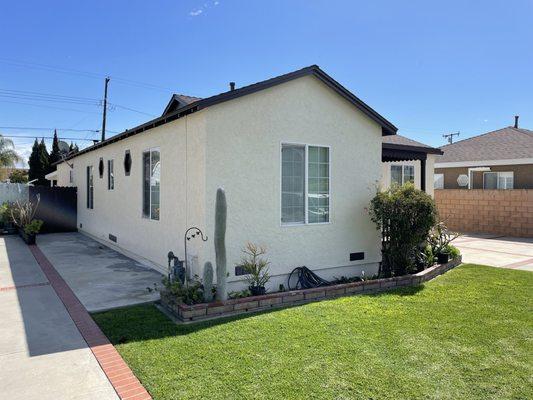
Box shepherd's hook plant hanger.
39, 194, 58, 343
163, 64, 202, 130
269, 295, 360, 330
184, 227, 208, 286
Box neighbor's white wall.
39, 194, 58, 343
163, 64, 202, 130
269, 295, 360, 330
380, 154, 436, 197
63, 112, 207, 270
202, 75, 383, 292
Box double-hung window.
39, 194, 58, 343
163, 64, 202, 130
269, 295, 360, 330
281, 144, 330, 225
108, 159, 114, 190
483, 171, 513, 189
391, 164, 415, 186
142, 148, 160, 220
86, 166, 94, 209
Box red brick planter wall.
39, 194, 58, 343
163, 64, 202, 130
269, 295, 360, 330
160, 257, 462, 323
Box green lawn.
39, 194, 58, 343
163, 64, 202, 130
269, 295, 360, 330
94, 264, 533, 400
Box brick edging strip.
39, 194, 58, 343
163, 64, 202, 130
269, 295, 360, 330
0, 282, 50, 292
28, 244, 152, 400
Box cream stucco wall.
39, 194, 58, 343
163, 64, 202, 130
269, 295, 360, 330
202, 75, 382, 291
57, 112, 207, 271
55, 74, 386, 292
380, 155, 436, 197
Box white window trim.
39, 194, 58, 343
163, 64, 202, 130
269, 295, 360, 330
483, 171, 514, 190
280, 142, 331, 227
142, 147, 161, 221
391, 164, 415, 186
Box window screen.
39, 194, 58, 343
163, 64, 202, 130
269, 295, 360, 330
281, 145, 305, 224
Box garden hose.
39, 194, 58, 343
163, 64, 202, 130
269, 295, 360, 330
288, 266, 330, 290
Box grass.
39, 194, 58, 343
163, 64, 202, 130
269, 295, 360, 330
94, 264, 533, 400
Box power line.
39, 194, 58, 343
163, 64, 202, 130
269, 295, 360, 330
0, 57, 177, 93
1, 134, 96, 141
0, 126, 119, 133
0, 100, 103, 114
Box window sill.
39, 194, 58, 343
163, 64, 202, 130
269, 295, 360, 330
281, 221, 331, 227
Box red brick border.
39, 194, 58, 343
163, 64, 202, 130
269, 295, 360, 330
0, 282, 50, 292
28, 244, 152, 400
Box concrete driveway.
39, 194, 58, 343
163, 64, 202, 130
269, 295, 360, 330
454, 234, 533, 271
37, 232, 162, 312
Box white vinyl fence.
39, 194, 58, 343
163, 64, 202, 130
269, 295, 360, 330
0, 183, 29, 204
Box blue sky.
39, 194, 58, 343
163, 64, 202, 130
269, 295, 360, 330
1, 0, 532, 164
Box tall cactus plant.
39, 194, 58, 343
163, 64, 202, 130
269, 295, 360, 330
203, 261, 214, 302
215, 188, 227, 301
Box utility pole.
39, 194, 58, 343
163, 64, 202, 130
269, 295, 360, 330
101, 77, 110, 142
443, 131, 460, 144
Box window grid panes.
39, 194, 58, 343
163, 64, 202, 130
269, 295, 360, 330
307, 146, 329, 223
108, 159, 114, 190
86, 166, 93, 209
281, 144, 330, 225
143, 149, 160, 220
434, 173, 444, 189
390, 164, 415, 186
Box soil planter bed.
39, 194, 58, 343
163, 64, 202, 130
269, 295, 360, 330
18, 228, 36, 245
160, 257, 462, 323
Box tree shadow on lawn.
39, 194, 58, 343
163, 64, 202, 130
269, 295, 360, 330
93, 284, 425, 346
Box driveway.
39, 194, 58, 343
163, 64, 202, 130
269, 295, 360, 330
0, 236, 119, 400
37, 232, 162, 312
454, 234, 533, 271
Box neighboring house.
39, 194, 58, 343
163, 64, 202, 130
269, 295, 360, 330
50, 65, 428, 292
381, 135, 442, 197
434, 119, 533, 189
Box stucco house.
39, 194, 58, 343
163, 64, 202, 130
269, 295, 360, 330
435, 118, 533, 189
50, 65, 436, 293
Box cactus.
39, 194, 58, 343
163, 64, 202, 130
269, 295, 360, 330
215, 188, 227, 301
203, 261, 214, 302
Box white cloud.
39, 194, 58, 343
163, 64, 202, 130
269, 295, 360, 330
189, 1, 220, 17
189, 9, 203, 16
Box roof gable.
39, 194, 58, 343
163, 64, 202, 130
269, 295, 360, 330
60, 65, 397, 163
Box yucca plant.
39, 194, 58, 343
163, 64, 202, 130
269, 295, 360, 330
239, 242, 270, 296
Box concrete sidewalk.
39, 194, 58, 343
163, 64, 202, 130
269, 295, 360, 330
0, 236, 119, 400
454, 234, 533, 271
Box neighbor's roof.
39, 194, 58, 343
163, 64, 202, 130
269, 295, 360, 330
58, 65, 397, 163
437, 126, 533, 163
382, 134, 443, 154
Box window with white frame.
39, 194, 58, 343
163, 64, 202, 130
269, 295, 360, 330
483, 171, 513, 189
391, 164, 415, 186
108, 159, 114, 190
281, 144, 330, 224
142, 149, 160, 220
434, 173, 444, 189
86, 166, 93, 209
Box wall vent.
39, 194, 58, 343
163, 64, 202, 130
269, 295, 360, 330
235, 266, 246, 276
350, 252, 365, 261
109, 234, 117, 243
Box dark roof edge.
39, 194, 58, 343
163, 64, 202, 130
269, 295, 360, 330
60, 65, 397, 163
382, 142, 443, 155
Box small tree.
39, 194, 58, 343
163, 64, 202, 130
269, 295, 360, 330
28, 139, 42, 183
9, 169, 28, 183
49, 130, 61, 166
369, 183, 437, 277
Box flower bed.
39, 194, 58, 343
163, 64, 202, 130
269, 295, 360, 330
160, 257, 462, 323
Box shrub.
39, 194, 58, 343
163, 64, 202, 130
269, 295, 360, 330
162, 276, 204, 305
442, 244, 461, 260
428, 221, 460, 255
24, 219, 43, 235
369, 183, 437, 276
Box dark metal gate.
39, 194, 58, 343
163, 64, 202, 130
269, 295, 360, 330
29, 186, 77, 233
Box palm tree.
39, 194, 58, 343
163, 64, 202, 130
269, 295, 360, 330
0, 135, 21, 167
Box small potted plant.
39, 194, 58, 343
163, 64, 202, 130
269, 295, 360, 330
19, 219, 43, 245
10, 195, 43, 244
239, 242, 270, 296
428, 221, 460, 264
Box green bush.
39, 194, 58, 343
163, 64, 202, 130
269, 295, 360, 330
442, 244, 461, 260
369, 183, 437, 276
24, 219, 43, 235
162, 276, 204, 305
